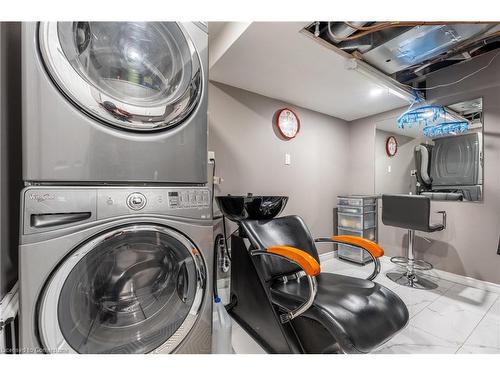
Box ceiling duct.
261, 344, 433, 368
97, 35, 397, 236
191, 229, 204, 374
305, 22, 500, 86
361, 24, 496, 74
325, 21, 367, 43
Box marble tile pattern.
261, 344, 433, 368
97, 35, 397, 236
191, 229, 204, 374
224, 256, 500, 354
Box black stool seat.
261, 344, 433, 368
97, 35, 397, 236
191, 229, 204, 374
382, 194, 444, 232
270, 273, 409, 353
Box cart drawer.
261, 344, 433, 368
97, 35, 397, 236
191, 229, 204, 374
338, 244, 373, 264
338, 204, 376, 214
338, 227, 376, 241
338, 212, 376, 230
337, 196, 377, 207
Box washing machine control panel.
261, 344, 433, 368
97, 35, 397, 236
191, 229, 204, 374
22, 187, 213, 235
168, 190, 210, 209
97, 187, 212, 220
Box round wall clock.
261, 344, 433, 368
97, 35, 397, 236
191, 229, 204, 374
386, 136, 398, 157
276, 108, 300, 139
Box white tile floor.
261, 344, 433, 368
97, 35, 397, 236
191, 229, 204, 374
224, 256, 500, 354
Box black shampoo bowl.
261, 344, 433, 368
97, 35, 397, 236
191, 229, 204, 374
215, 194, 288, 222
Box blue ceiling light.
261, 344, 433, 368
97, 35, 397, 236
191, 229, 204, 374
422, 121, 470, 138
397, 91, 471, 137
397, 104, 445, 129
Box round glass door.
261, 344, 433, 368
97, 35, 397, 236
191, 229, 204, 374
38, 22, 202, 132
38, 224, 206, 354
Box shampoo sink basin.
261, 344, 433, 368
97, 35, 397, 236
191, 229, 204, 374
215, 194, 288, 222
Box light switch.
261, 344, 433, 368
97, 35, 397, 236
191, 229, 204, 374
387, 165, 391, 173
285, 153, 291, 165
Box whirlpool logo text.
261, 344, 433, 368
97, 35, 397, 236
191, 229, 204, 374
29, 193, 56, 202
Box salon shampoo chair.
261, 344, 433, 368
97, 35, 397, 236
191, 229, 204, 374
382, 194, 446, 290
216, 195, 409, 354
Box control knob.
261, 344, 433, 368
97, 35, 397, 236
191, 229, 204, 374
127, 192, 147, 210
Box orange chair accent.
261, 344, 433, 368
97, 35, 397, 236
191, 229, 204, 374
267, 246, 321, 276
332, 235, 384, 258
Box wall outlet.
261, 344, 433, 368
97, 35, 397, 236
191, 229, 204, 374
208, 151, 215, 160
213, 176, 224, 185
285, 153, 291, 165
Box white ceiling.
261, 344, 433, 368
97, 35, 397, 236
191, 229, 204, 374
208, 22, 409, 121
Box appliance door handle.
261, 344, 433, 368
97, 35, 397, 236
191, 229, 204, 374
30, 212, 92, 228
176, 262, 189, 303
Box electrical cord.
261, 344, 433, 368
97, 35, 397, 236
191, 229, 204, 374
210, 157, 216, 219
213, 234, 219, 300
210, 156, 222, 301
221, 215, 232, 261
404, 50, 500, 91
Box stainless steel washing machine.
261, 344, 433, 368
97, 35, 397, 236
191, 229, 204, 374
19, 186, 213, 354
22, 22, 208, 184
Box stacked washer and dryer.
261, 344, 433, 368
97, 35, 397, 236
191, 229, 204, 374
19, 22, 213, 353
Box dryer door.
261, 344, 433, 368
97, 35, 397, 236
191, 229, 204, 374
38, 224, 206, 354
38, 22, 202, 132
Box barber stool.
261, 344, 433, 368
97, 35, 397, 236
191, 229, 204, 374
382, 194, 446, 290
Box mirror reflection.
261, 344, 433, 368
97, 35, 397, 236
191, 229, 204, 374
375, 98, 483, 201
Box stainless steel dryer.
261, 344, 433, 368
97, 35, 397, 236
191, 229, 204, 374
22, 22, 208, 183
19, 186, 213, 354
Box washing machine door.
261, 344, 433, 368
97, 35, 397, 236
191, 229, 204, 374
38, 22, 202, 132
38, 224, 206, 354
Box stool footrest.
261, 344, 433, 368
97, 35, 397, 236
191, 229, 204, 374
390, 256, 433, 271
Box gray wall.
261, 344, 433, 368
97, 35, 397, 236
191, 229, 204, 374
208, 82, 350, 253
375, 129, 419, 196
0, 22, 22, 300
348, 50, 500, 284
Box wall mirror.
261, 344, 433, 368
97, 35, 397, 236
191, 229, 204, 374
375, 97, 483, 202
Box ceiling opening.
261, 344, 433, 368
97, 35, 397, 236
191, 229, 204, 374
304, 22, 500, 90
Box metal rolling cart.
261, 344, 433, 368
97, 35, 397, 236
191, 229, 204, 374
337, 195, 378, 264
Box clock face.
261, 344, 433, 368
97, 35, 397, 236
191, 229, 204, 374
277, 109, 300, 139
386, 136, 398, 157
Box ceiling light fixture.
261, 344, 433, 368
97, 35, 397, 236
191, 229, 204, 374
346, 58, 417, 102
369, 87, 386, 97
423, 121, 469, 138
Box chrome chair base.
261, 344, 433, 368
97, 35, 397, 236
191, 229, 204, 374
386, 271, 438, 290
390, 256, 434, 271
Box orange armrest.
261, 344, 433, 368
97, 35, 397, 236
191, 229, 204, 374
332, 235, 384, 258
267, 246, 321, 276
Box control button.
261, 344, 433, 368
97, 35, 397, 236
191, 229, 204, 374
127, 193, 147, 211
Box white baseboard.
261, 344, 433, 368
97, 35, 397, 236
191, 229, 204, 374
320, 252, 500, 294
319, 251, 336, 263
378, 256, 500, 293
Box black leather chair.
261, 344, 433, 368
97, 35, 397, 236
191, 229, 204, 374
228, 215, 409, 354
382, 194, 446, 290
